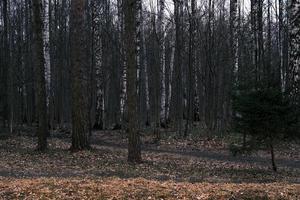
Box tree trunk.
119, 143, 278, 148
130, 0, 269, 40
288, 0, 300, 100
278, 0, 285, 91
125, 0, 142, 163
158, 0, 166, 128
32, 0, 49, 151
70, 0, 90, 151
270, 143, 277, 172
184, 0, 196, 137
230, 0, 238, 80
2, 0, 9, 128
172, 0, 183, 135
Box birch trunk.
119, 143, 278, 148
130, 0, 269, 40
288, 0, 300, 98
158, 0, 166, 126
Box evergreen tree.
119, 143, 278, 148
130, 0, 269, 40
233, 84, 298, 171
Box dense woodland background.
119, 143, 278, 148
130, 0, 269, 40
0, 0, 299, 161
0, 0, 299, 198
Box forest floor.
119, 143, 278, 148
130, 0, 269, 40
0, 129, 299, 199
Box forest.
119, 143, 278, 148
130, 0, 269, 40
0, 0, 299, 199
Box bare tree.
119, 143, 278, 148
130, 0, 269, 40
184, 0, 196, 137
125, 0, 142, 163
172, 0, 184, 135
70, 0, 90, 150
32, 0, 49, 151
1, 0, 9, 128
158, 0, 166, 127
288, 0, 300, 101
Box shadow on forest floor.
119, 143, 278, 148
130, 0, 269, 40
0, 130, 299, 184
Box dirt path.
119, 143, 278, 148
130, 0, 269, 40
93, 135, 300, 170
0, 131, 299, 183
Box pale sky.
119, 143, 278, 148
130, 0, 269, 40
144, 0, 254, 15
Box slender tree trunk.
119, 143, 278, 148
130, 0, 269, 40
2, 0, 9, 128
125, 0, 142, 163
43, 0, 50, 97
230, 0, 238, 80
166, 29, 175, 122
278, 0, 285, 91
226, 0, 239, 129
87, 0, 96, 135
151, 10, 160, 142
258, 0, 264, 81
251, 0, 259, 82
205, 0, 215, 132
158, 0, 166, 127
32, 0, 49, 151
172, 0, 183, 135
70, 0, 90, 150
266, 0, 272, 84
139, 0, 150, 126
270, 143, 277, 172
288, 0, 300, 100
184, 0, 196, 137
120, 0, 127, 122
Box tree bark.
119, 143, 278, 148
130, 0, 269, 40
278, 0, 285, 91
172, 0, 183, 135
184, 0, 196, 137
158, 0, 166, 127
2, 0, 9, 128
125, 0, 142, 163
270, 143, 277, 172
288, 0, 300, 100
32, 0, 49, 151
70, 0, 90, 150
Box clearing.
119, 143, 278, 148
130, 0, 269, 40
0, 130, 299, 199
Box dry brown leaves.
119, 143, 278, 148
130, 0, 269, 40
0, 132, 299, 199
0, 135, 299, 183
0, 178, 299, 200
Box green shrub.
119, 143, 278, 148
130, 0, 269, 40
232, 85, 299, 171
